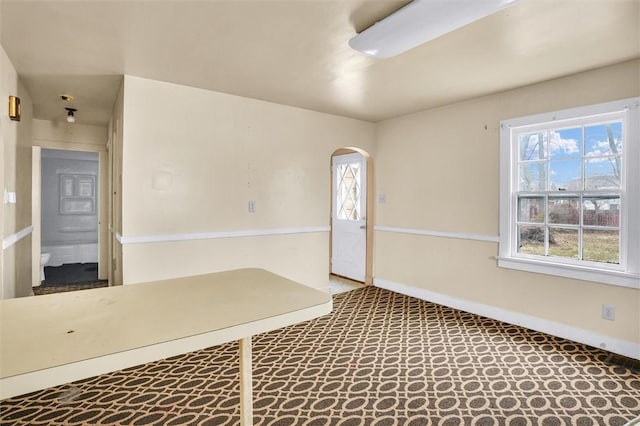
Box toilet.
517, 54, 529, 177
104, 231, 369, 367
40, 252, 51, 283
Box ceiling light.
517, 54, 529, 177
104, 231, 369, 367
65, 108, 76, 123
349, 0, 521, 58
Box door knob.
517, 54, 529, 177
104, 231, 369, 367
360, 225, 366, 229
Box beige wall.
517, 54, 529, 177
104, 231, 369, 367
1, 44, 18, 299
1, 45, 34, 299
120, 76, 375, 289
32, 119, 107, 149
14, 81, 33, 297
0, 48, 4, 298
123, 234, 329, 290
0, 47, 33, 298
374, 59, 640, 352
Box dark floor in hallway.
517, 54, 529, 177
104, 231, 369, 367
34, 263, 108, 295
42, 263, 101, 285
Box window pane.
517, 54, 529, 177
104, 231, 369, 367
504, 100, 633, 278
585, 158, 620, 190
549, 128, 581, 160
583, 196, 620, 227
548, 228, 579, 259
548, 197, 579, 225
519, 162, 546, 191
336, 163, 361, 220
549, 160, 581, 191
517, 225, 545, 255
585, 122, 623, 157
518, 197, 544, 223
583, 229, 619, 264
519, 132, 547, 161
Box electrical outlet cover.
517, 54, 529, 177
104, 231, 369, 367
601, 304, 615, 321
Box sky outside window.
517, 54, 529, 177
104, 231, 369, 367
518, 121, 623, 191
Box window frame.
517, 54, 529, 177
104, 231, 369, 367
499, 97, 640, 289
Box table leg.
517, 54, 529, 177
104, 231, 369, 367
239, 337, 253, 426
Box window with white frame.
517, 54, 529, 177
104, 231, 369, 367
499, 98, 639, 289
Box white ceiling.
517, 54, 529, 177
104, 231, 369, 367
1, 0, 638, 127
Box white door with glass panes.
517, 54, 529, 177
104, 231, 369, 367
331, 153, 367, 282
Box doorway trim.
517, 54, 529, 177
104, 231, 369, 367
30, 147, 41, 287
330, 147, 373, 285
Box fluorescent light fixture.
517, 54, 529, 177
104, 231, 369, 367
349, 0, 520, 58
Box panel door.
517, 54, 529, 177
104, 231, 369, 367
331, 153, 367, 282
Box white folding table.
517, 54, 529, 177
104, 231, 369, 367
0, 268, 332, 425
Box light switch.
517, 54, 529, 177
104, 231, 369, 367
4, 190, 16, 204
378, 194, 386, 203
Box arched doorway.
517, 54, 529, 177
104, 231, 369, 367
330, 147, 373, 284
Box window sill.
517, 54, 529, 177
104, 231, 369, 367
498, 256, 640, 289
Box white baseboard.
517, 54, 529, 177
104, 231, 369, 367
374, 277, 640, 361
623, 415, 640, 426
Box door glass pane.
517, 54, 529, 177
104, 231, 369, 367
548, 197, 579, 225
583, 196, 620, 227
583, 229, 619, 264
517, 196, 544, 223
336, 163, 361, 220
548, 228, 578, 259
519, 162, 546, 191
517, 225, 545, 255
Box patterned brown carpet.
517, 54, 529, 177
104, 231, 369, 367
33, 281, 108, 295
2, 286, 639, 425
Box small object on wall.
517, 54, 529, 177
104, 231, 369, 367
152, 170, 173, 191
4, 190, 17, 204
601, 304, 615, 321
8, 96, 21, 121
248, 200, 256, 213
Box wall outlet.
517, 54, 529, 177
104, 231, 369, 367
601, 304, 615, 321
378, 194, 386, 203
248, 200, 256, 213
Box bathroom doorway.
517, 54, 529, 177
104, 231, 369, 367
31, 147, 108, 292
